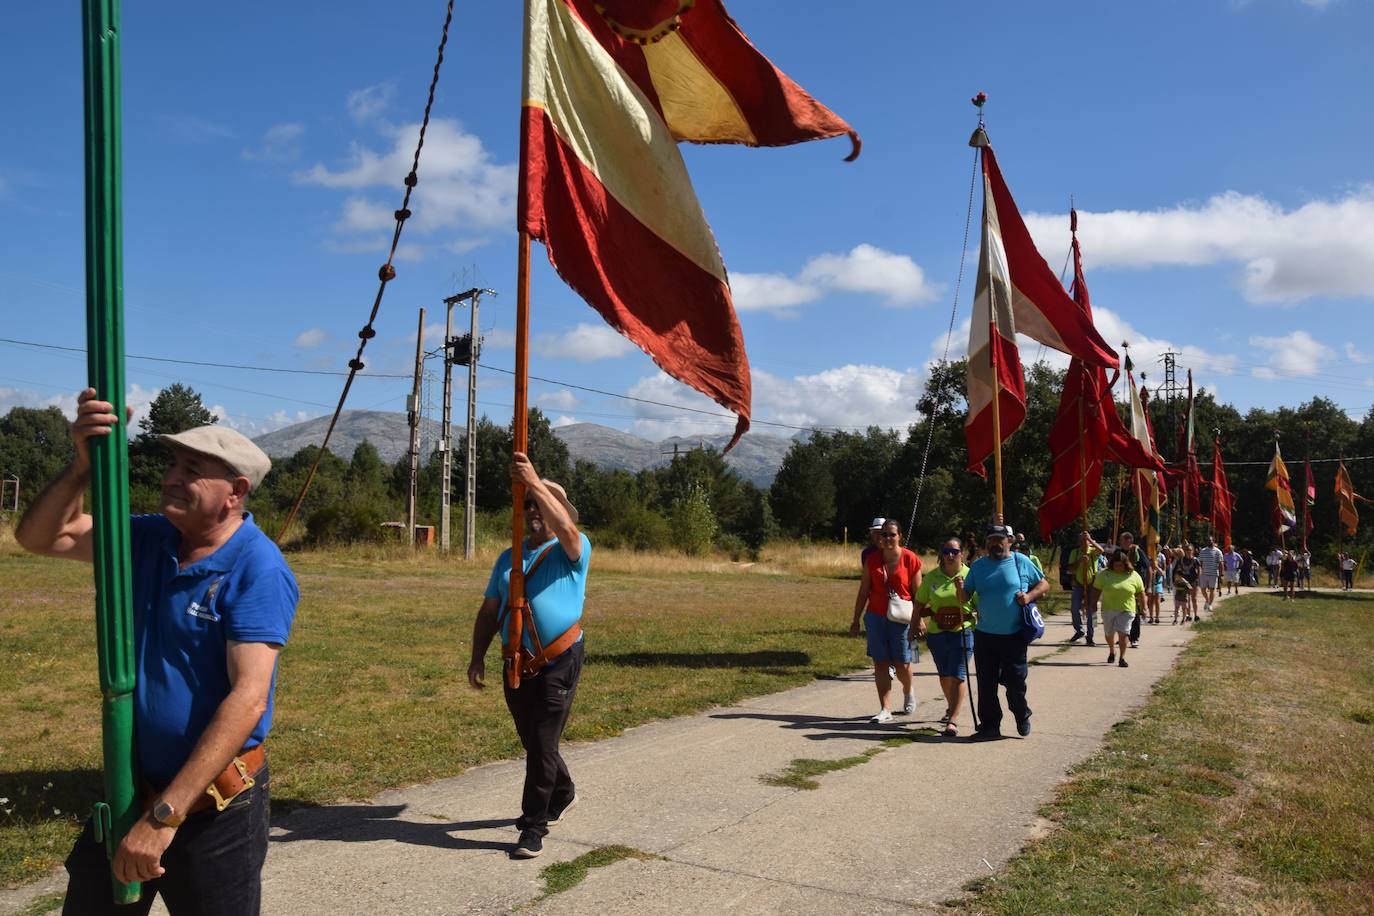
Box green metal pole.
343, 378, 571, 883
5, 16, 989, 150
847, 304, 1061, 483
81, 0, 141, 904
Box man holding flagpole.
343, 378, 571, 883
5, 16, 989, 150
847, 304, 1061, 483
468, 454, 588, 861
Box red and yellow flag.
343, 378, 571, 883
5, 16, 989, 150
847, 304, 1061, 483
1266, 442, 1297, 534
521, 0, 858, 448
965, 147, 1120, 474
1336, 459, 1363, 536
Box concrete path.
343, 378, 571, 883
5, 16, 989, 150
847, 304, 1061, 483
5, 597, 1226, 916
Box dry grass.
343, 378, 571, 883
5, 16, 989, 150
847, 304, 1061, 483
957, 591, 1374, 914
0, 536, 868, 887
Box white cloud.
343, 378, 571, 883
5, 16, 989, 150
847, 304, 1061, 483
1249, 330, 1335, 379
446, 238, 490, 255
933, 307, 1238, 393
534, 323, 635, 362
622, 364, 927, 440
320, 237, 425, 261
730, 272, 821, 313
347, 81, 396, 123
483, 328, 517, 350
213, 408, 311, 439
535, 389, 579, 410
1344, 342, 1369, 364
294, 327, 327, 348
551, 414, 579, 428
1025, 187, 1374, 304
242, 123, 305, 162
733, 244, 940, 315
798, 244, 941, 305
296, 119, 515, 237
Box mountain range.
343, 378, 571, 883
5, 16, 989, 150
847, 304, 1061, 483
251, 411, 793, 487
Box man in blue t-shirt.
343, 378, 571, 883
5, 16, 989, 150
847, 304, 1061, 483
956, 521, 1049, 740
16, 390, 297, 914
468, 453, 589, 861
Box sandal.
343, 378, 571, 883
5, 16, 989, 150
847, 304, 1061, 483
938, 711, 952, 724
942, 722, 958, 737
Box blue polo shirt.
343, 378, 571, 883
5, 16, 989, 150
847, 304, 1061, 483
129, 513, 298, 786
485, 533, 590, 652
963, 552, 1044, 636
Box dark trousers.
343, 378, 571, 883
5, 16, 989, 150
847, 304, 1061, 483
1129, 611, 1142, 642
503, 640, 583, 837
972, 631, 1030, 734
62, 767, 270, 916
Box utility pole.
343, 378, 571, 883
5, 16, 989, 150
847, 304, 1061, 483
463, 291, 486, 559
440, 288, 495, 553
1157, 350, 1184, 542
405, 307, 425, 545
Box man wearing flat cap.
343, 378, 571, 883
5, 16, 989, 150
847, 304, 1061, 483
467, 452, 589, 861
17, 388, 298, 915
955, 519, 1049, 741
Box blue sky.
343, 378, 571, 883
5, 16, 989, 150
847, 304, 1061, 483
3, 0, 1373, 444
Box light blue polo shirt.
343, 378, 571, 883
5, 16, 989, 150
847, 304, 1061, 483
485, 533, 590, 652
963, 552, 1044, 636
129, 513, 299, 786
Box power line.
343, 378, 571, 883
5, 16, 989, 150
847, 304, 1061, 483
0, 337, 411, 379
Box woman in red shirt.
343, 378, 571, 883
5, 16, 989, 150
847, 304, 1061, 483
849, 519, 923, 723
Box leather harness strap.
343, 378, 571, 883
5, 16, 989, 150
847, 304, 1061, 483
501, 544, 580, 687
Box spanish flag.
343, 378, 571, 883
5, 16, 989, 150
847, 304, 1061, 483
521, 0, 858, 448
1266, 442, 1297, 535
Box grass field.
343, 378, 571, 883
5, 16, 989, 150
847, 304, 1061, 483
959, 590, 1374, 915
2, 535, 979, 888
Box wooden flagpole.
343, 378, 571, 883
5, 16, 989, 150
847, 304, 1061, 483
505, 231, 532, 688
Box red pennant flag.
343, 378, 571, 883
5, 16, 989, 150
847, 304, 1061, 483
1211, 437, 1233, 547
1039, 216, 1163, 539
521, 0, 858, 448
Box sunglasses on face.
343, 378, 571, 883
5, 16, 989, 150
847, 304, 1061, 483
523, 500, 537, 510
941, 547, 961, 555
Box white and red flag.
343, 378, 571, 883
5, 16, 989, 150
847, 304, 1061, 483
965, 145, 1120, 474
520, 0, 858, 448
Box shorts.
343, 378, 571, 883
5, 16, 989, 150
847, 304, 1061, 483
1225, 569, 1239, 584
866, 614, 912, 663
1153, 577, 1165, 595
1199, 573, 1219, 590
1102, 610, 1134, 635
925, 628, 973, 681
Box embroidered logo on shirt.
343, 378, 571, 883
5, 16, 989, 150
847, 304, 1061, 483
186, 578, 223, 622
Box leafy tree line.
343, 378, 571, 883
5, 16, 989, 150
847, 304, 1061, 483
5, 373, 1373, 559
0, 383, 777, 555
765, 359, 1374, 563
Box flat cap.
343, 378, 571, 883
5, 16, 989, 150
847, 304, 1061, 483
159, 425, 272, 490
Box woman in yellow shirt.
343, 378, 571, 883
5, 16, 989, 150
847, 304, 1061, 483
914, 537, 976, 737
1092, 548, 1146, 668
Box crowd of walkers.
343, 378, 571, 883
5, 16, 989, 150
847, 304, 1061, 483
851, 515, 1356, 739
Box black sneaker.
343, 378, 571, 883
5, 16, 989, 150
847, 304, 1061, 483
970, 728, 1003, 742
1085, 639, 1097, 647
548, 794, 578, 826
1069, 632, 1084, 643
1016, 716, 1031, 737
1107, 652, 1116, 664
1119, 658, 1129, 668
511, 829, 544, 859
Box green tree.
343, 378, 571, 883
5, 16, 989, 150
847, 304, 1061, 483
474, 409, 571, 511
0, 406, 74, 511
671, 482, 718, 555
128, 382, 220, 511
770, 440, 835, 536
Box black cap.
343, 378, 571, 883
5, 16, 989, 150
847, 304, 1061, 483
985, 524, 1014, 539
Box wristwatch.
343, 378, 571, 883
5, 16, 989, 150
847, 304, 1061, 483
151, 800, 184, 828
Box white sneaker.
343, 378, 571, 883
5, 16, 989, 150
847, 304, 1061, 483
871, 709, 893, 724
887, 666, 896, 678
902, 693, 916, 715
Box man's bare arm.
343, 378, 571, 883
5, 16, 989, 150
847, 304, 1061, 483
14, 389, 124, 562
467, 596, 502, 689
513, 452, 581, 561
